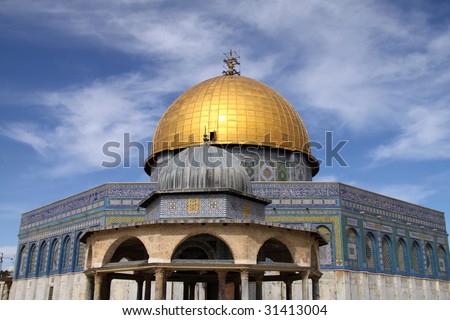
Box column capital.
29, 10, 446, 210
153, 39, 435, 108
240, 269, 249, 280
154, 268, 167, 278
301, 270, 310, 280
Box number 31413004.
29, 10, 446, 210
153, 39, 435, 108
264, 304, 327, 316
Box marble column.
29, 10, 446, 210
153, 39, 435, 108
183, 281, 189, 300
93, 272, 104, 300
312, 278, 320, 300
144, 276, 152, 300
189, 281, 196, 300
136, 279, 144, 300
240, 270, 249, 300
104, 274, 112, 300
284, 279, 293, 300
302, 271, 310, 300
155, 269, 167, 300
255, 273, 264, 300
217, 271, 228, 300
85, 273, 94, 300
183, 281, 196, 300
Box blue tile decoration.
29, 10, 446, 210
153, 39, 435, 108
15, 181, 449, 280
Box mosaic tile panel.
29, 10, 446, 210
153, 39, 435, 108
259, 160, 275, 181
186, 198, 201, 213
242, 158, 258, 181
277, 162, 288, 181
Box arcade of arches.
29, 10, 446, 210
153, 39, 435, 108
82, 220, 325, 300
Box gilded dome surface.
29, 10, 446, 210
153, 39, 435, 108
151, 76, 311, 157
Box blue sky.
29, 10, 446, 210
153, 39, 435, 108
1, 0, 450, 270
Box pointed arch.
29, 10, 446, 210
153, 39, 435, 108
317, 225, 333, 265
411, 241, 422, 274
365, 232, 376, 270
28, 244, 38, 276
425, 243, 435, 277
105, 237, 149, 264
75, 233, 86, 269
438, 245, 447, 279
17, 245, 27, 276
381, 235, 393, 272
347, 228, 359, 268
49, 239, 60, 273
397, 238, 407, 273
62, 236, 72, 271
38, 241, 49, 274
257, 238, 293, 263
172, 234, 233, 261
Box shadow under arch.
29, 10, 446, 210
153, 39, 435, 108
257, 238, 293, 263
103, 236, 149, 265
171, 234, 234, 262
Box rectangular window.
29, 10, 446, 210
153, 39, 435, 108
48, 286, 54, 300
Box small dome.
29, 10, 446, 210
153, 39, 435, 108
158, 145, 252, 194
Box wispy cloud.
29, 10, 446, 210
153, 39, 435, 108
373, 183, 436, 205
0, 204, 25, 222
372, 106, 450, 162
2, 73, 165, 175
313, 174, 339, 182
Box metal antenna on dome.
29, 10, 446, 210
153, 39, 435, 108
222, 49, 240, 76
203, 126, 210, 143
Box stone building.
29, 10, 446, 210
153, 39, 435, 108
9, 56, 450, 299
0, 276, 12, 300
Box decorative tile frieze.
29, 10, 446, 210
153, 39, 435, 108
347, 218, 358, 227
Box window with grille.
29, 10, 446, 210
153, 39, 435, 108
411, 242, 421, 274
382, 236, 392, 271
18, 246, 27, 276
397, 239, 407, 272
63, 237, 72, 271
39, 242, 48, 273
365, 233, 375, 269
51, 241, 60, 272
29, 245, 37, 275
425, 244, 434, 276
438, 246, 447, 278
347, 228, 358, 268
77, 241, 86, 268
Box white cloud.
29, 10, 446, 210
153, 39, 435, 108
313, 174, 338, 182
0, 204, 25, 222
2, 73, 167, 175
373, 183, 436, 205
372, 106, 450, 162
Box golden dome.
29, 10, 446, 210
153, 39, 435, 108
150, 75, 311, 159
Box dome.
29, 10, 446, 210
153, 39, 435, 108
158, 145, 252, 194
148, 76, 311, 166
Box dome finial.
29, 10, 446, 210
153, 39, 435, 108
222, 49, 240, 76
